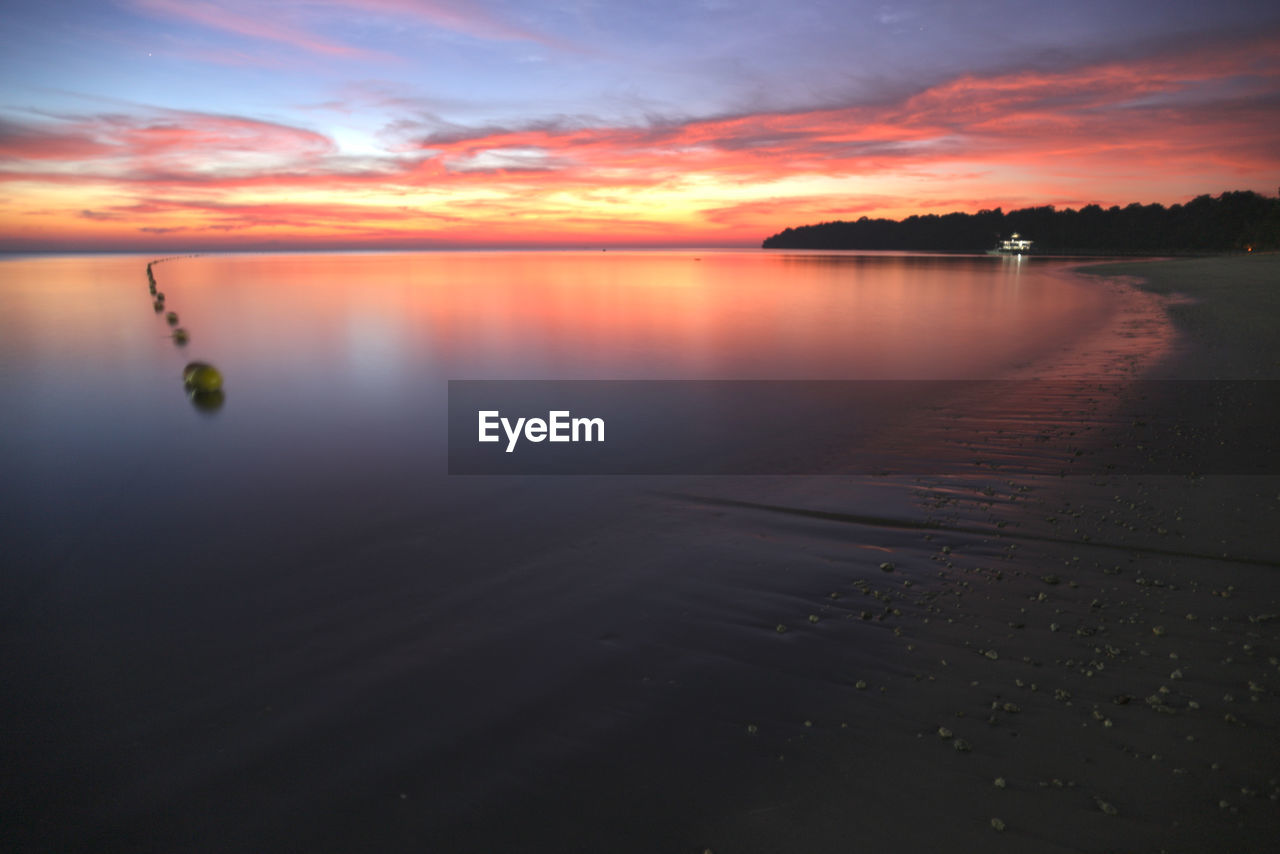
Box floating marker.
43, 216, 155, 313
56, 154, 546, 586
182, 361, 222, 392
153, 299, 165, 312
172, 328, 189, 345
166, 311, 179, 325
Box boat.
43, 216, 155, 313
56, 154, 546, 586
986, 233, 1033, 255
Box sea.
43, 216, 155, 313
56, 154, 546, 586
0, 250, 1163, 852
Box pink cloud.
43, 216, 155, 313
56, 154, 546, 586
130, 0, 569, 59
0, 109, 336, 181
131, 0, 384, 59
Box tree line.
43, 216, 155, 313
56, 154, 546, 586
761, 191, 1280, 253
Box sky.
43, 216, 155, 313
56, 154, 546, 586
1, 0, 1279, 249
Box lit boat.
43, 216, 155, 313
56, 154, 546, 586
986, 233, 1033, 255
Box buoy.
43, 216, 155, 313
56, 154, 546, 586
166, 311, 179, 325
153, 299, 164, 312
172, 328, 189, 345
155, 292, 165, 301
182, 361, 222, 392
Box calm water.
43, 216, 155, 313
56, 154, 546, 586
1, 251, 1130, 851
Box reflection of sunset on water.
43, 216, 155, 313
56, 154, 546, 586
80, 251, 1116, 382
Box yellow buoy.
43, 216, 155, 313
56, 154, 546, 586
182, 361, 222, 392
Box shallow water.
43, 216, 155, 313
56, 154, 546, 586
1, 250, 1142, 851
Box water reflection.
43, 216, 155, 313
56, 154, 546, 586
117, 250, 1112, 384
0, 249, 1142, 854
188, 388, 225, 413
0, 251, 1118, 473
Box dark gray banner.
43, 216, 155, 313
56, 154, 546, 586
447, 380, 1279, 476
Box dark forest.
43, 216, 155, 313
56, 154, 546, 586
761, 191, 1280, 253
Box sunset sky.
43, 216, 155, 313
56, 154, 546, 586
2, 0, 1278, 249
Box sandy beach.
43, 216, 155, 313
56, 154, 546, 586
667, 255, 1280, 853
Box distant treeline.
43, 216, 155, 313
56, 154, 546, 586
761, 191, 1280, 254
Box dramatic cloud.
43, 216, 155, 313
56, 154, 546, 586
2, 7, 1278, 248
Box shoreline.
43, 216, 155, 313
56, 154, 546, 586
1078, 253, 1280, 379
395, 255, 1279, 853
673, 255, 1280, 852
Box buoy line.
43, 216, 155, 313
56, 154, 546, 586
145, 255, 223, 411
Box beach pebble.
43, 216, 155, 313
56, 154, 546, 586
879, 562, 895, 572
952, 738, 971, 752
994, 777, 1006, 789
990, 818, 1006, 832
937, 726, 953, 738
